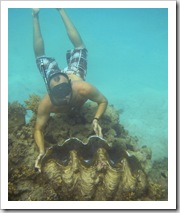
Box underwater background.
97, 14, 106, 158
8, 8, 168, 161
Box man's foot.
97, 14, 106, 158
32, 8, 40, 17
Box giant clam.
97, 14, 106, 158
41, 136, 147, 201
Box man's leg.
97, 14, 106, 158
32, 8, 45, 58
57, 9, 85, 49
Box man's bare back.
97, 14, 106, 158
39, 76, 106, 114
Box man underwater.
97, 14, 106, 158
32, 8, 108, 172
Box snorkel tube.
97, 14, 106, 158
40, 58, 52, 96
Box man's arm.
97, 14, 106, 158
34, 100, 50, 171
80, 83, 108, 137
83, 83, 108, 118
92, 98, 108, 138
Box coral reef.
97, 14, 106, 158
8, 101, 26, 132
8, 94, 168, 201
24, 94, 41, 114
24, 94, 41, 123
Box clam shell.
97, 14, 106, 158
41, 136, 147, 200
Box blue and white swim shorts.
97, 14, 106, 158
36, 48, 88, 81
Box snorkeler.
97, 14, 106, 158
32, 8, 108, 172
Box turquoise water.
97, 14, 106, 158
8, 8, 168, 161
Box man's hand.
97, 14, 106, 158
35, 153, 44, 172
92, 119, 103, 138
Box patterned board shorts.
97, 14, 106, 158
36, 48, 88, 81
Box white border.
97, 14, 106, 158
1, 0, 176, 210
1, 0, 176, 9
